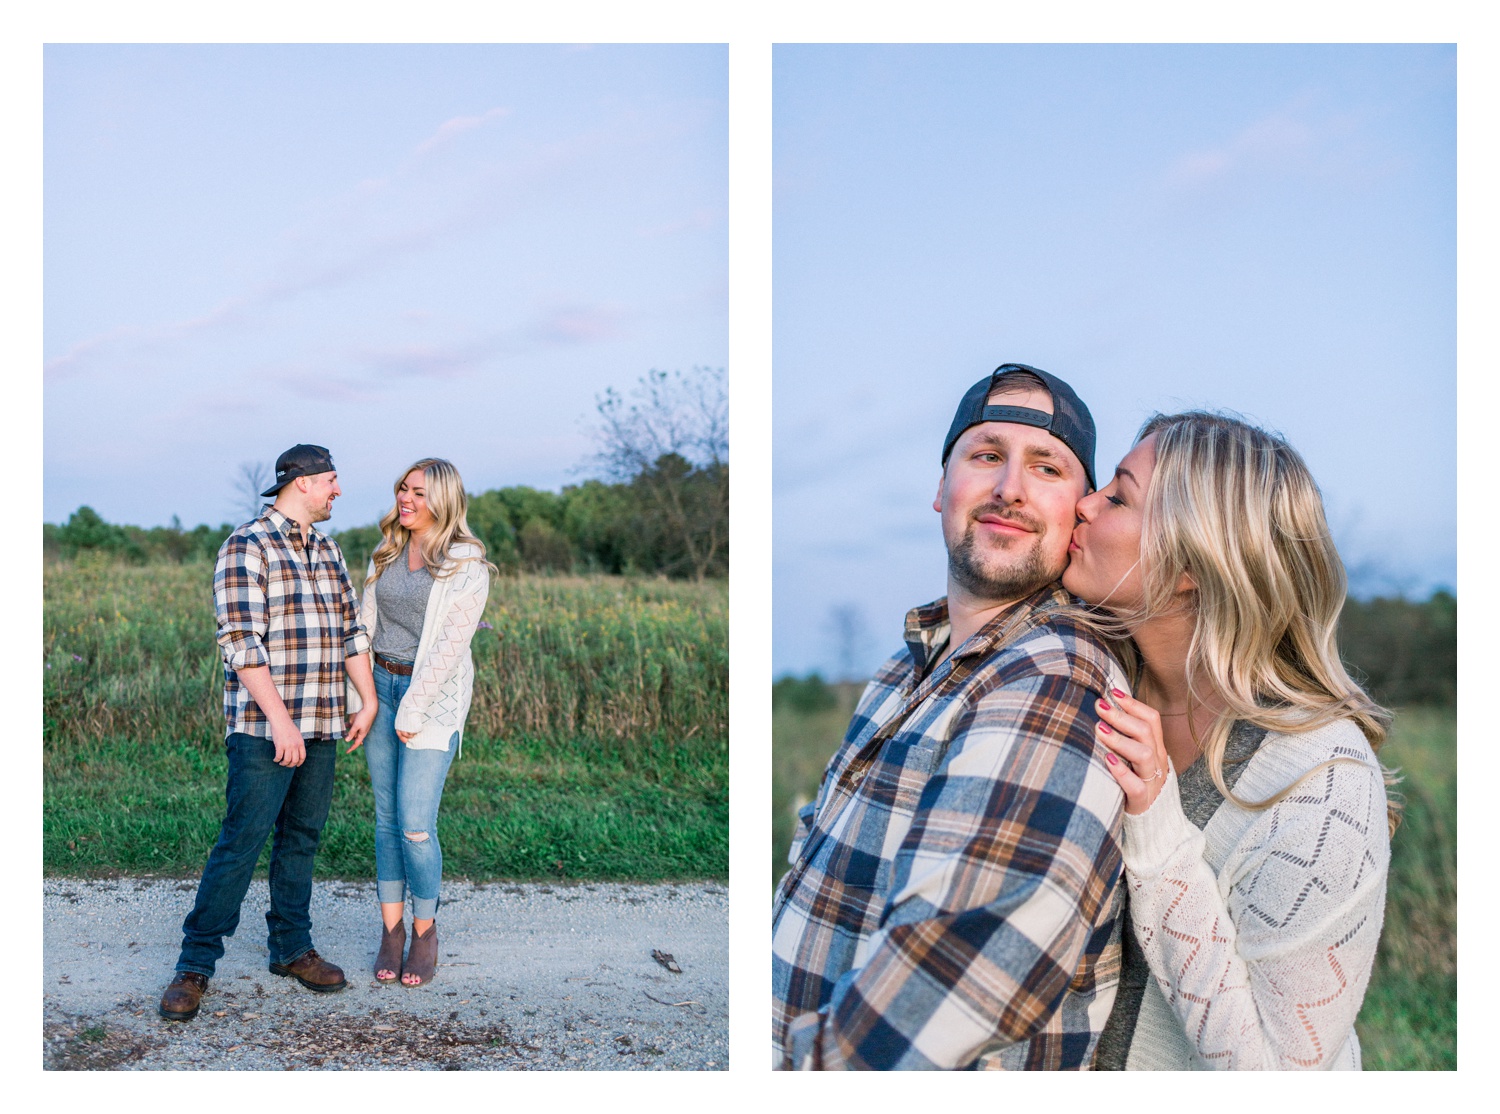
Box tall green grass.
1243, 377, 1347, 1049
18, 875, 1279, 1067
1354, 706, 1457, 1070
771, 683, 1456, 1070
44, 558, 727, 880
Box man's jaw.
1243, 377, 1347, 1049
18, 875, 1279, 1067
947, 519, 1063, 605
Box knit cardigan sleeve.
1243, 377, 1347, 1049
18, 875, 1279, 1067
393, 552, 490, 736
1120, 729, 1389, 1069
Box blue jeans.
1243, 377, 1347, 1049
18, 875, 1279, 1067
176, 732, 337, 977
364, 664, 457, 921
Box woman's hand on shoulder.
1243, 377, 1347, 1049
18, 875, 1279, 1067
1095, 688, 1172, 815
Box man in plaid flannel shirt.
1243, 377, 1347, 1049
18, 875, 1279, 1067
772, 365, 1130, 1069
160, 444, 378, 1022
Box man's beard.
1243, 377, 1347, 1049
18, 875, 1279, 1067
946, 507, 1061, 602
310, 501, 333, 524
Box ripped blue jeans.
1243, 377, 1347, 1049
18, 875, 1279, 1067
363, 663, 457, 920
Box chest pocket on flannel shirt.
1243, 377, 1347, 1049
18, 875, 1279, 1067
892, 744, 939, 813
891, 696, 963, 809
310, 555, 345, 606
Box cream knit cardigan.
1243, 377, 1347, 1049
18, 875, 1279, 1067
347, 541, 490, 753
1120, 718, 1389, 1070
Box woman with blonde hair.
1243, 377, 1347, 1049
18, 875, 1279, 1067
1064, 411, 1396, 1070
346, 458, 494, 987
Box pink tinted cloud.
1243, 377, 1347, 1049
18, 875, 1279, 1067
527, 302, 627, 345
44, 325, 145, 379
355, 340, 496, 380
48, 110, 648, 383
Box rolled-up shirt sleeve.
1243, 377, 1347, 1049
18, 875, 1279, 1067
214, 534, 270, 671
786, 674, 1125, 1070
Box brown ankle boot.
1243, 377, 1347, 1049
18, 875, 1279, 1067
403, 923, 437, 987
375, 921, 405, 983
159, 971, 209, 1021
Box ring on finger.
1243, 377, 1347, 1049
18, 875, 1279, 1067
1142, 768, 1164, 782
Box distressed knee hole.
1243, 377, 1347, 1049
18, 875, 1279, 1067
403, 830, 430, 843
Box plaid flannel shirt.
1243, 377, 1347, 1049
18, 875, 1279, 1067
771, 586, 1128, 1070
214, 506, 370, 740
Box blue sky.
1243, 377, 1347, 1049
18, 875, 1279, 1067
773, 44, 1455, 679
45, 44, 727, 529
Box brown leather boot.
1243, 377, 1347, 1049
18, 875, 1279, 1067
402, 923, 437, 987
269, 948, 347, 992
374, 921, 405, 983
159, 971, 209, 1021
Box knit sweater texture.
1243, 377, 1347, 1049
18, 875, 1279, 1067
347, 541, 490, 753
1117, 717, 1389, 1070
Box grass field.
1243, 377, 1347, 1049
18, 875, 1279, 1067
44, 559, 727, 881
771, 684, 1456, 1070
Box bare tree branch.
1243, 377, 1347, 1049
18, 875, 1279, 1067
232, 461, 273, 524
591, 366, 727, 480
588, 367, 729, 580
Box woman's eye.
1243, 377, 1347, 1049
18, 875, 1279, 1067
1106, 494, 1126, 507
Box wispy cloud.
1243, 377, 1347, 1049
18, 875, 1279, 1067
254, 298, 629, 402
44, 325, 145, 379
1162, 95, 1371, 192
44, 219, 457, 382
46, 107, 657, 384
43, 123, 624, 386
355, 340, 503, 380
412, 106, 512, 158
526, 302, 627, 345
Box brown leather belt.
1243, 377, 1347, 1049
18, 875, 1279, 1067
374, 652, 414, 676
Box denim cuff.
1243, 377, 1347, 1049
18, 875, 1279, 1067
377, 879, 407, 906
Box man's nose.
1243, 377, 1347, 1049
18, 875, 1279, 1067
990, 461, 1026, 504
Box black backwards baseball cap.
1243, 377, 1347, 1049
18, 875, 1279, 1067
941, 363, 1098, 491
260, 444, 336, 498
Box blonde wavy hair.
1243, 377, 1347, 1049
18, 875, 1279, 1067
1085, 411, 1399, 835
369, 458, 497, 583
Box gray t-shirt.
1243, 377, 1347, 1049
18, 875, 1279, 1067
372, 544, 435, 663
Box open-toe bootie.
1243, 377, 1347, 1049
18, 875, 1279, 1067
403, 923, 437, 987
374, 921, 405, 983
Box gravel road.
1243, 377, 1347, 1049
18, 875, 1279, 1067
43, 876, 727, 1071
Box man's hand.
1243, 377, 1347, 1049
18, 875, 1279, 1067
271, 717, 307, 768
344, 704, 378, 754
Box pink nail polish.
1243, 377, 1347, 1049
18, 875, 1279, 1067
1098, 699, 1110, 711
1111, 688, 1127, 699
1106, 752, 1118, 765
1098, 722, 1113, 734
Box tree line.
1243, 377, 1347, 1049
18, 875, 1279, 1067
774, 589, 1457, 712
43, 367, 729, 581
